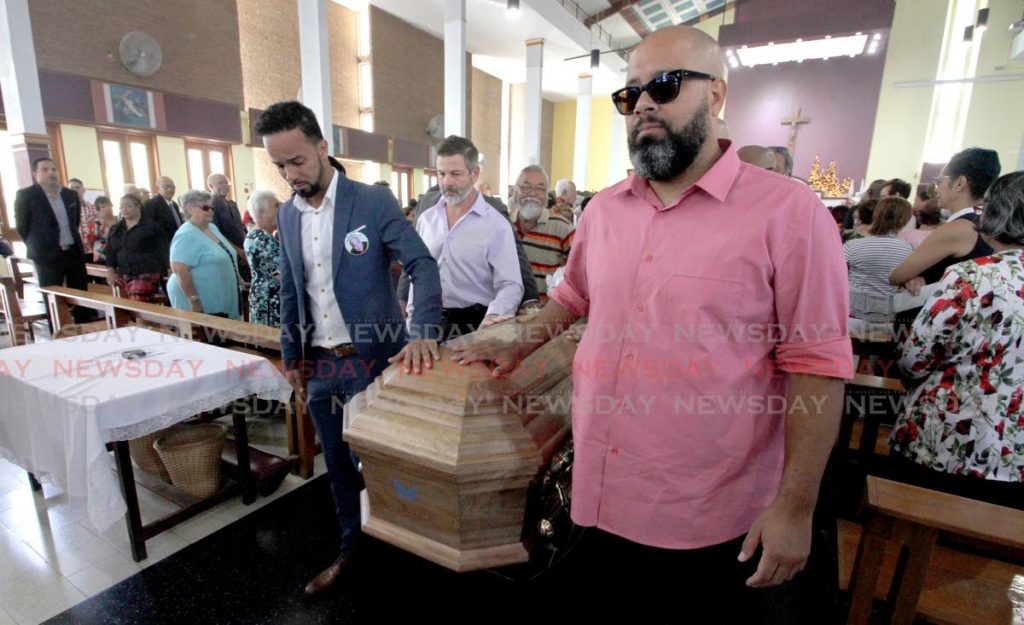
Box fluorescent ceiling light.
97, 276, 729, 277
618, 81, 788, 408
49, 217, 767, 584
506, 0, 520, 19
735, 33, 869, 67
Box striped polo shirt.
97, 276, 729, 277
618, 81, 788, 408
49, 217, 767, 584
843, 234, 914, 323
515, 209, 574, 296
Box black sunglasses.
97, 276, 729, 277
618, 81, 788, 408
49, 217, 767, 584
611, 69, 716, 115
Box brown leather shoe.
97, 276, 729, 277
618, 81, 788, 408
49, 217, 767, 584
304, 555, 355, 596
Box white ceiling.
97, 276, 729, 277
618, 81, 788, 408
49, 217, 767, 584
352, 0, 634, 101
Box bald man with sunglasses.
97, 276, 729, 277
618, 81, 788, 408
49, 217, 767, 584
451, 26, 852, 623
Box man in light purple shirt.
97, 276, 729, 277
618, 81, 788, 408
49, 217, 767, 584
410, 135, 523, 339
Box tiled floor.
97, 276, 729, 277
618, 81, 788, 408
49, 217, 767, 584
0, 449, 325, 625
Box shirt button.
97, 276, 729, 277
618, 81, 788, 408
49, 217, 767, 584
610, 447, 620, 456
323, 314, 328, 319
625, 353, 635, 360
316, 263, 321, 268
320, 288, 325, 293
635, 303, 644, 312
314, 236, 318, 241
643, 254, 653, 262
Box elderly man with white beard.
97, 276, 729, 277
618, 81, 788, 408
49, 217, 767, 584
511, 165, 575, 301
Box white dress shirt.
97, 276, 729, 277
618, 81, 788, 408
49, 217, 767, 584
293, 169, 352, 347
411, 191, 523, 317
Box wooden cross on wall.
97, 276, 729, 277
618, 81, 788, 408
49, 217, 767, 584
781, 106, 811, 156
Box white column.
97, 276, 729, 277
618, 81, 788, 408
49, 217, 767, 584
298, 0, 333, 153
608, 110, 627, 185
499, 80, 511, 201
444, 0, 467, 137
524, 39, 544, 166
0, 0, 50, 187
572, 73, 592, 190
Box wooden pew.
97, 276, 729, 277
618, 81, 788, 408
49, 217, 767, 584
846, 477, 1024, 625
39, 286, 317, 478
4, 255, 36, 299
1, 276, 48, 346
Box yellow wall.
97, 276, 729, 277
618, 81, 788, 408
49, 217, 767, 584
961, 0, 1024, 174
60, 125, 103, 190
694, 7, 735, 39
231, 144, 256, 212
155, 136, 189, 193
550, 100, 576, 184
585, 98, 616, 192
865, 0, 949, 183
550, 96, 631, 194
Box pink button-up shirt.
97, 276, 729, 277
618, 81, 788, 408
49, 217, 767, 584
549, 142, 853, 549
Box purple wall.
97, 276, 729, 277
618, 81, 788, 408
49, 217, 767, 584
163, 94, 242, 143
718, 0, 894, 186
725, 52, 887, 184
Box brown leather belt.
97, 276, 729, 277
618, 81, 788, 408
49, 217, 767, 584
316, 343, 357, 358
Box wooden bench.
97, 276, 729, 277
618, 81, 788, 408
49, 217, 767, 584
39, 285, 317, 479
1, 276, 48, 346
4, 255, 36, 299
846, 476, 1024, 625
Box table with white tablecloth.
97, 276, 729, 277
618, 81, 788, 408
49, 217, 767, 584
0, 327, 292, 554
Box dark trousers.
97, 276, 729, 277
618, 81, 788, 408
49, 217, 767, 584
572, 526, 837, 625
305, 349, 385, 557
34, 250, 90, 323
441, 303, 488, 341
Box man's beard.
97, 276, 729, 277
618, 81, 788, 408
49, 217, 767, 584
628, 101, 709, 182
512, 196, 544, 221
293, 159, 326, 198
443, 184, 473, 205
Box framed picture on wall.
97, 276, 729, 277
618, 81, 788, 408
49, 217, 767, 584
104, 84, 156, 128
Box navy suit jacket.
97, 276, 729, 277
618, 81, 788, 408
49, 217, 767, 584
14, 184, 83, 263
278, 171, 443, 371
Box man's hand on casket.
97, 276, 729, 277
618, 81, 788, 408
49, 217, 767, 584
389, 338, 441, 374
449, 339, 530, 377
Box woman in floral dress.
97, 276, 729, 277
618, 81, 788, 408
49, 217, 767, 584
891, 172, 1024, 508
243, 190, 281, 327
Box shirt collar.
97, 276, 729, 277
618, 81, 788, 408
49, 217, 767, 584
947, 205, 978, 221
437, 189, 487, 217
619, 139, 739, 207
294, 169, 339, 214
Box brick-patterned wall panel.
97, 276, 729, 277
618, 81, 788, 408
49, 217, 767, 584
370, 7, 444, 145
238, 0, 300, 111
29, 0, 243, 107
469, 68, 502, 194
327, 2, 360, 129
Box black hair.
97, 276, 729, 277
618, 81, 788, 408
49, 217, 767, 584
885, 178, 912, 199
947, 147, 1001, 200
32, 157, 55, 172
254, 101, 325, 144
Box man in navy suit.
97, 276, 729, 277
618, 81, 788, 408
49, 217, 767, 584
257, 101, 443, 596
14, 157, 90, 322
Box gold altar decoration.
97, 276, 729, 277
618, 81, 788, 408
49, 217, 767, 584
808, 156, 852, 198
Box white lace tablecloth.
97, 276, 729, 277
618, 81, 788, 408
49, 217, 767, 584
0, 327, 292, 531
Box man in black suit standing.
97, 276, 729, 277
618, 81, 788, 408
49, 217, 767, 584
206, 173, 246, 248
14, 157, 90, 321
142, 175, 183, 244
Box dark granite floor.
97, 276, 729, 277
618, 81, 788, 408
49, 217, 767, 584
41, 476, 586, 625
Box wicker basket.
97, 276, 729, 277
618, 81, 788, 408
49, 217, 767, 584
129, 427, 175, 482
154, 424, 227, 499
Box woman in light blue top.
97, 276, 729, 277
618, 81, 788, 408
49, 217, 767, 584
166, 189, 240, 319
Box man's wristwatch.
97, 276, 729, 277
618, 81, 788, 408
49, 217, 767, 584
188, 294, 201, 302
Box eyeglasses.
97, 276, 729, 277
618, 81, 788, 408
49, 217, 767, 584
931, 175, 949, 186
198, 205, 213, 212
517, 183, 548, 196
611, 69, 717, 115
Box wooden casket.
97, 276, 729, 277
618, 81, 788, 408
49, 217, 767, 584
343, 322, 576, 572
